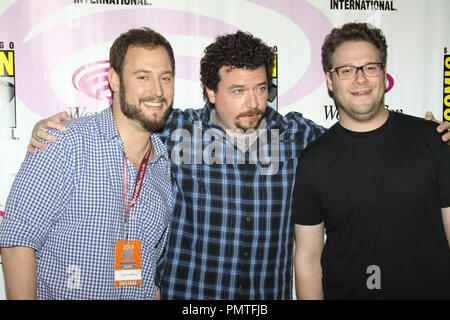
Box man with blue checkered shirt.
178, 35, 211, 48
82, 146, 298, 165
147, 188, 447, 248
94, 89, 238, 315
0, 28, 173, 299
24, 31, 450, 300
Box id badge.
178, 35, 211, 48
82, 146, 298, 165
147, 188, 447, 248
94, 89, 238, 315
114, 240, 142, 287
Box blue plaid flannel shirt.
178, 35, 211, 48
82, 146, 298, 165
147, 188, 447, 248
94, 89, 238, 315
0, 107, 172, 299
156, 102, 326, 299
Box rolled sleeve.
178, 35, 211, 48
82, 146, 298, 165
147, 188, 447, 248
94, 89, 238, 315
0, 128, 75, 252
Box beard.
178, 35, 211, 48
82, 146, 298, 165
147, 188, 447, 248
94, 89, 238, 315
119, 84, 172, 133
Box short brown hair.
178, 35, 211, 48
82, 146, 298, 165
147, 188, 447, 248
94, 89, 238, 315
321, 22, 388, 73
109, 27, 175, 78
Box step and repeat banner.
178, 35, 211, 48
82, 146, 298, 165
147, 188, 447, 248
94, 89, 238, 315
0, 0, 449, 299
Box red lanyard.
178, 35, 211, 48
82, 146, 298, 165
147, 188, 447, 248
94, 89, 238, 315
122, 144, 152, 224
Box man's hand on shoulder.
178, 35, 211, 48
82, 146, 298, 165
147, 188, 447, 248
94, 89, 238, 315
425, 111, 450, 145
28, 111, 71, 154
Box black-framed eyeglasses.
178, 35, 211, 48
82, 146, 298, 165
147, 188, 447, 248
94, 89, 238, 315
329, 63, 384, 80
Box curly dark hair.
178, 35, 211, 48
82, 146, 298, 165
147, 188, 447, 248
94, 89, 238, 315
109, 27, 175, 79
200, 31, 275, 101
321, 22, 388, 73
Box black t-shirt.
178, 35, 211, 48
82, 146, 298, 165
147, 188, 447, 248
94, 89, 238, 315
294, 111, 450, 299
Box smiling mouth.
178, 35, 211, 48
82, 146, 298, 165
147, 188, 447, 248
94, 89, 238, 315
352, 90, 372, 96
144, 101, 162, 107
141, 99, 165, 109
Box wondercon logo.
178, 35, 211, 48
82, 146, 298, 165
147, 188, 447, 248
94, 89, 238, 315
386, 73, 394, 93
0, 204, 5, 223
72, 60, 112, 105
121, 251, 135, 261
3, 0, 337, 116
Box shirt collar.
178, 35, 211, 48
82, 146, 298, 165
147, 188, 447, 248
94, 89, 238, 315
150, 133, 169, 162
98, 106, 168, 162
99, 106, 120, 141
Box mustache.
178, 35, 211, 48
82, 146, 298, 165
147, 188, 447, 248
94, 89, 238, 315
139, 96, 167, 104
236, 108, 265, 118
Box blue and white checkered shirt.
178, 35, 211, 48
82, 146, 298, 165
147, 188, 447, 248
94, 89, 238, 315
0, 107, 172, 300
156, 102, 326, 299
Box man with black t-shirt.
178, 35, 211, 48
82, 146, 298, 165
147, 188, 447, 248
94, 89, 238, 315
293, 23, 450, 299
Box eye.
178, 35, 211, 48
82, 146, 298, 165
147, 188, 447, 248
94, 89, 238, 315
340, 67, 353, 74
254, 86, 267, 95
365, 64, 378, 71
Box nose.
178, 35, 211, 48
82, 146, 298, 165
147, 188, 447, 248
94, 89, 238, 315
354, 68, 368, 84
149, 78, 163, 97
245, 90, 259, 109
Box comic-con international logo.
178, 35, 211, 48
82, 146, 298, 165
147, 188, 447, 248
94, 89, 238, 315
0, 43, 16, 128
330, 0, 397, 11
73, 0, 151, 6
268, 53, 278, 111
444, 54, 450, 121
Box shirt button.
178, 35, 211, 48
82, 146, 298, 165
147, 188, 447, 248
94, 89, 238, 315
245, 217, 251, 222
244, 251, 249, 257
245, 182, 251, 187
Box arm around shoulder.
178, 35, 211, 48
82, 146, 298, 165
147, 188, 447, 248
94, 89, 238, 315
27, 111, 72, 154
424, 111, 450, 145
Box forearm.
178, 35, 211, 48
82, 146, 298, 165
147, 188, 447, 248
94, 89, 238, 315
294, 223, 324, 300
295, 252, 324, 300
442, 207, 450, 248
1, 246, 37, 299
